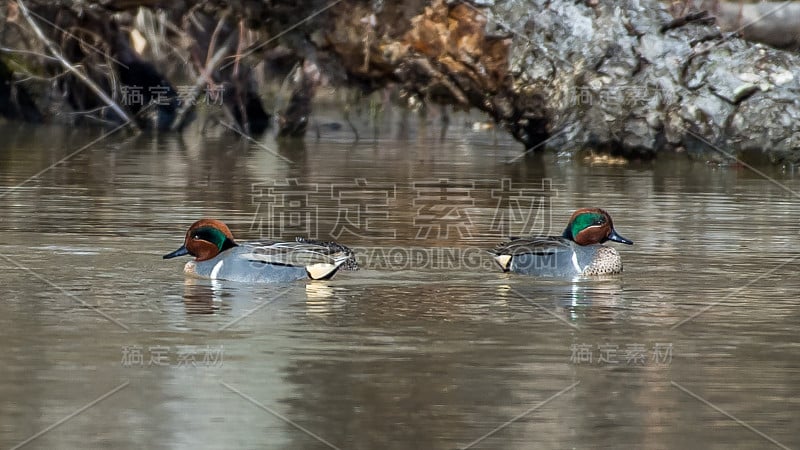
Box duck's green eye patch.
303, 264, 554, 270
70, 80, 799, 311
571, 213, 605, 234
192, 227, 229, 250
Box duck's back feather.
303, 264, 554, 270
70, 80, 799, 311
491, 236, 573, 256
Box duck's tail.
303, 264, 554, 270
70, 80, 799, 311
492, 253, 513, 272
295, 237, 359, 280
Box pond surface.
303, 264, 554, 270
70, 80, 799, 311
1, 110, 799, 450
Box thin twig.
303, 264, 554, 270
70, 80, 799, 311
0, 46, 58, 61
205, 12, 229, 69
171, 41, 232, 131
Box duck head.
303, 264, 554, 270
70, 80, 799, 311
561, 208, 633, 246
163, 219, 239, 261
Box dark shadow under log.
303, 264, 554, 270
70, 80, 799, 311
0, 57, 42, 122
112, 33, 179, 131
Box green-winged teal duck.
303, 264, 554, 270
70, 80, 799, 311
491, 208, 633, 277
164, 219, 357, 282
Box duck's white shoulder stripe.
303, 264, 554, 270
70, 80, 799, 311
210, 260, 224, 279
571, 252, 581, 273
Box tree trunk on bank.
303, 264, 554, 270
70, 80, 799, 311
2, 0, 800, 162
487, 0, 800, 161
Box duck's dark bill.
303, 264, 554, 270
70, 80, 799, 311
608, 230, 634, 245
163, 245, 190, 259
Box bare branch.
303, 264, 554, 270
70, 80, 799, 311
15, 0, 137, 129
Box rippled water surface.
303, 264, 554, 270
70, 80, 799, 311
1, 114, 799, 450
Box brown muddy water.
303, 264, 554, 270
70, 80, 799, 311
1, 109, 799, 450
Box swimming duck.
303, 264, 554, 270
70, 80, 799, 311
163, 219, 357, 282
491, 208, 633, 277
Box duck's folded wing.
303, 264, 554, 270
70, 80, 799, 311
490, 237, 572, 271
240, 241, 340, 265
240, 241, 354, 280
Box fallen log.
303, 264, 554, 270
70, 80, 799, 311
3, 0, 799, 163
488, 0, 800, 161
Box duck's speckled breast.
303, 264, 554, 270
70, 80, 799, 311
581, 245, 623, 276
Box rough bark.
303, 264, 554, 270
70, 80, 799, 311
304, 0, 800, 161
490, 0, 800, 161
318, 0, 548, 149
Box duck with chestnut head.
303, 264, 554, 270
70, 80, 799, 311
490, 208, 633, 277
163, 219, 357, 283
